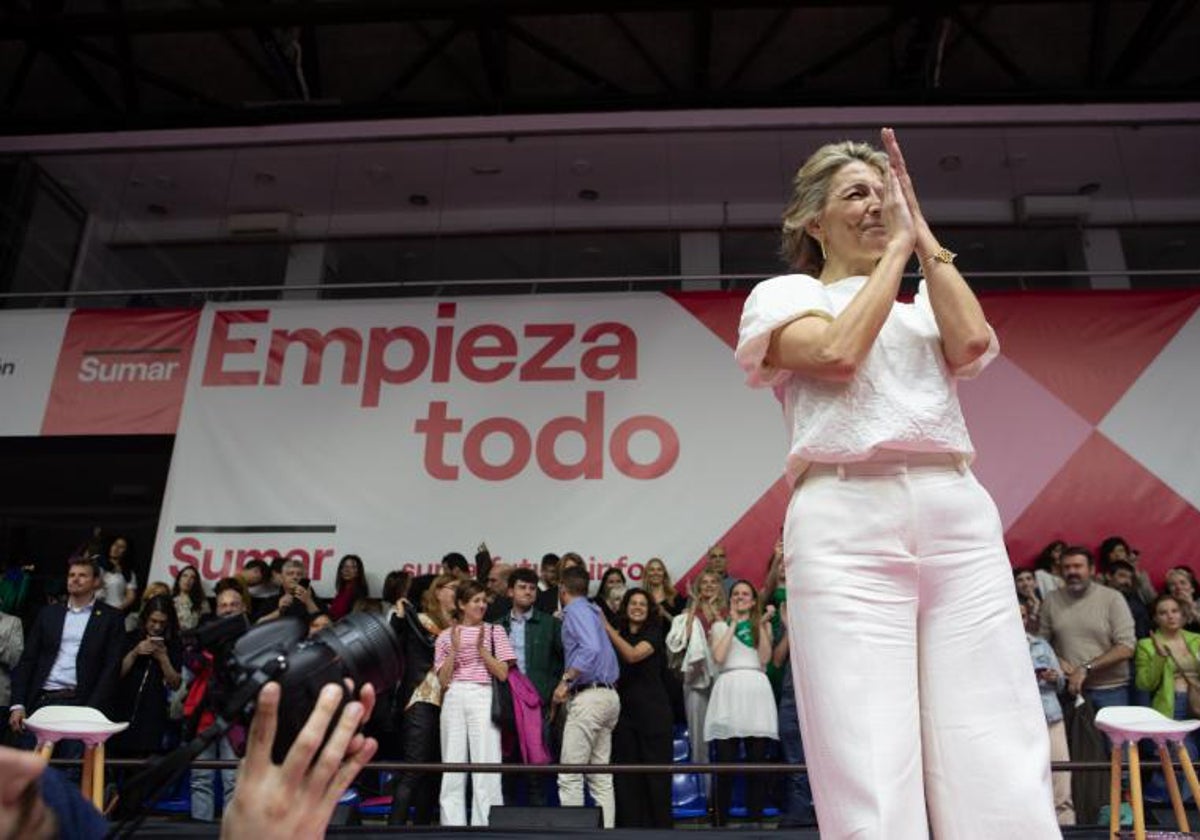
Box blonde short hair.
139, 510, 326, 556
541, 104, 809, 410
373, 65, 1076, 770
781, 140, 888, 273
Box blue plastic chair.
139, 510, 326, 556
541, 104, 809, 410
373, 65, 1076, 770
671, 771, 708, 819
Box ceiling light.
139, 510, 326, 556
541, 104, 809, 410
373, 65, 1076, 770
1077, 182, 1101, 195
938, 155, 962, 172
578, 189, 599, 202
253, 171, 277, 186
409, 194, 430, 206
146, 203, 169, 216
471, 165, 503, 176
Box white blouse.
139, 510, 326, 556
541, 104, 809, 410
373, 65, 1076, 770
735, 273, 999, 483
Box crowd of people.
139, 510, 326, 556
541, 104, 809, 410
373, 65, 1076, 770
1016, 537, 1200, 826
0, 529, 1191, 830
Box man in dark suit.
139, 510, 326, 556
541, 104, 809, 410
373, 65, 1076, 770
8, 557, 125, 737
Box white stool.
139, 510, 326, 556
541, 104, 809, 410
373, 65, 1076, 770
1094, 706, 1200, 839
25, 705, 128, 810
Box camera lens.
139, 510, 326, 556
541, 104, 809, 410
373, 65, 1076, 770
271, 611, 401, 762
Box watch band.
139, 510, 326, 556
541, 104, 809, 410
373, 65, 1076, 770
924, 246, 957, 266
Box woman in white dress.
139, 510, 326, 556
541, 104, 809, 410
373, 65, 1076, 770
666, 569, 726, 772
703, 579, 777, 826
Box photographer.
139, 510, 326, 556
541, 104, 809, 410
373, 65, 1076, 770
184, 581, 250, 822
257, 559, 321, 624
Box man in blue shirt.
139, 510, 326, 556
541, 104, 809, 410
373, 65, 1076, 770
552, 565, 620, 828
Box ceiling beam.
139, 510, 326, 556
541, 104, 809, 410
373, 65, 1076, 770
103, 0, 140, 112
385, 20, 465, 98
692, 5, 711, 92
474, 13, 509, 102
504, 20, 627, 94
779, 11, 905, 90
948, 7, 1032, 87
0, 0, 1108, 39
1106, 0, 1189, 85
607, 12, 675, 91
1087, 0, 1109, 86
299, 24, 322, 99
69, 38, 230, 110
3, 44, 38, 109
725, 6, 792, 87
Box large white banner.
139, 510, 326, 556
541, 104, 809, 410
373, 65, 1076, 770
149, 295, 786, 592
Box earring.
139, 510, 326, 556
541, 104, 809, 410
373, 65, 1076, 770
818, 239, 827, 261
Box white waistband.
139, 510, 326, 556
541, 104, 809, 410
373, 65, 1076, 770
804, 451, 967, 480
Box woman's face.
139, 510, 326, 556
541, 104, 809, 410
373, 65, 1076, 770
698, 574, 719, 601
729, 583, 755, 615
436, 582, 457, 613
1015, 571, 1037, 597
145, 610, 168, 637
459, 591, 488, 625
178, 568, 196, 593
1156, 598, 1183, 632
645, 561, 665, 587
339, 559, 360, 581
1169, 573, 1195, 601
602, 570, 625, 591
626, 592, 650, 625
812, 161, 889, 268
110, 538, 127, 560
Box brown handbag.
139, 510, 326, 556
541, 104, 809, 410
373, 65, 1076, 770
1164, 642, 1200, 718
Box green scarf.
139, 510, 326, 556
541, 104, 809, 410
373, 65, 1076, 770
734, 618, 755, 648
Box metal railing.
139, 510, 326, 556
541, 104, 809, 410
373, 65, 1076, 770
2, 268, 1198, 305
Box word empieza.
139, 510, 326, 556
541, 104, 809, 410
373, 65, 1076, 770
200, 304, 680, 481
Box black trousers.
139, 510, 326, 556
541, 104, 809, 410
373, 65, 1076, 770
388, 702, 441, 825
612, 722, 673, 828
712, 736, 770, 825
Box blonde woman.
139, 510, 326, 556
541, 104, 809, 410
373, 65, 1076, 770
735, 128, 1057, 835
666, 569, 726, 769
389, 574, 455, 826
643, 558, 686, 618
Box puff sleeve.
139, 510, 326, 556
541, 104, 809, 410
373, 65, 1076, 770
735, 274, 834, 388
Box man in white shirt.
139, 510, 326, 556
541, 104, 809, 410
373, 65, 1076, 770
8, 558, 125, 750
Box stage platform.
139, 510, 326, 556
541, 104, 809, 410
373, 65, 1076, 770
121, 820, 1142, 838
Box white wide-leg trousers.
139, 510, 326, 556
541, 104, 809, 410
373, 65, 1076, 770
439, 681, 503, 826
784, 457, 1060, 840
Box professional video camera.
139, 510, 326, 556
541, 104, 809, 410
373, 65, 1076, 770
112, 611, 401, 835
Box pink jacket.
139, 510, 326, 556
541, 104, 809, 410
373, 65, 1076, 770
507, 668, 551, 764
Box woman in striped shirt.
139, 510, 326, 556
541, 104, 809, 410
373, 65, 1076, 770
434, 579, 516, 826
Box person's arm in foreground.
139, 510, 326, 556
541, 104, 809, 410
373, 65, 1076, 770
221, 681, 378, 839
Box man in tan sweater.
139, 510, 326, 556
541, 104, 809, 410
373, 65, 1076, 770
1039, 546, 1136, 709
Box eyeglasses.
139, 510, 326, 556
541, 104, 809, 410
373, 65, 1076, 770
709, 553, 726, 559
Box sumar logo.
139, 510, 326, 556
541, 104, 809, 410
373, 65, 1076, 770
0, 358, 13, 377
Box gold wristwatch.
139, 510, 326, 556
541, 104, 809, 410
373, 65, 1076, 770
925, 246, 957, 266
